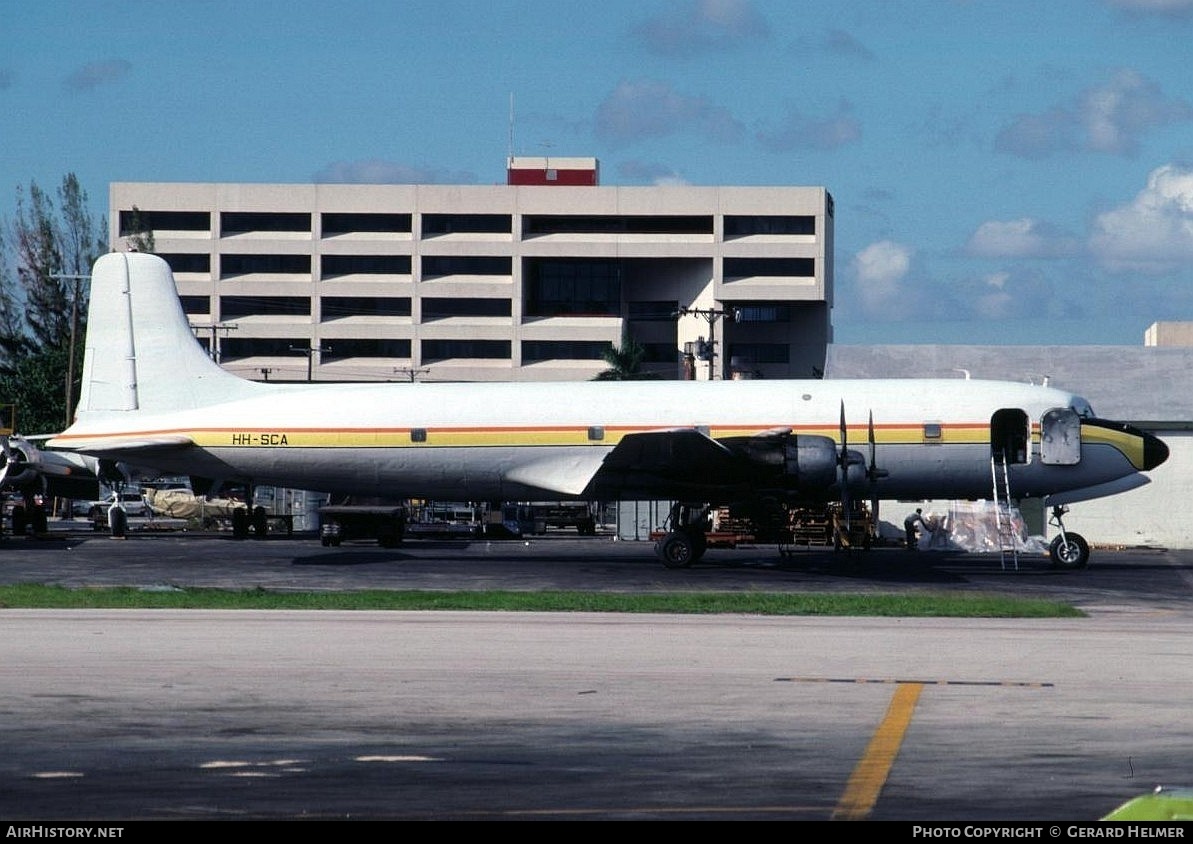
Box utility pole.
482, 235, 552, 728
673, 305, 738, 380
189, 322, 238, 362
393, 366, 430, 382
290, 344, 331, 382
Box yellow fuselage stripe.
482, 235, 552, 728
1080, 425, 1146, 470
60, 422, 1009, 449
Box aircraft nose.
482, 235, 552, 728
1142, 429, 1169, 471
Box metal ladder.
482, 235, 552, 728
990, 451, 1019, 570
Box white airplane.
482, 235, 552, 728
48, 252, 1168, 568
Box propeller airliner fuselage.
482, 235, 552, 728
48, 253, 1168, 568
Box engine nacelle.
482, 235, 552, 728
0, 439, 40, 489
722, 432, 840, 491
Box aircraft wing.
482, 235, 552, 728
584, 427, 784, 500
503, 429, 747, 497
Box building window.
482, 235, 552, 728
723, 257, 814, 278
723, 215, 815, 237
118, 209, 210, 235
727, 343, 790, 364
221, 212, 311, 235
321, 297, 411, 320
221, 254, 311, 277
628, 300, 679, 321
160, 253, 212, 274
642, 343, 678, 363
522, 215, 713, 236
219, 296, 311, 320
179, 295, 210, 315
322, 212, 411, 235
524, 258, 621, 317
322, 254, 411, 277
220, 338, 305, 360
522, 340, 610, 362
421, 256, 512, 277
421, 214, 511, 236
733, 305, 791, 322
321, 339, 411, 360
423, 298, 511, 319
421, 339, 510, 361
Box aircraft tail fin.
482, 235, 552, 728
74, 252, 259, 418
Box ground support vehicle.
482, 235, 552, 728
318, 504, 407, 547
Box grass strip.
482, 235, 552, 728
0, 584, 1085, 617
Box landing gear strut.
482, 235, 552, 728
1048, 505, 1090, 569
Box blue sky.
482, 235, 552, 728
4, 0, 1193, 345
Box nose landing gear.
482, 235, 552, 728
1048, 505, 1090, 569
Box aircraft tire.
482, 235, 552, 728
1049, 533, 1090, 569
656, 532, 695, 569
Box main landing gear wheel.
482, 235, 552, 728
1049, 533, 1090, 569
655, 531, 707, 569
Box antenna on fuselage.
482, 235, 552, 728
953, 368, 971, 380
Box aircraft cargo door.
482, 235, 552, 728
1040, 408, 1081, 465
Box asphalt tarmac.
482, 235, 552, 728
0, 521, 1189, 612
2, 525, 1192, 823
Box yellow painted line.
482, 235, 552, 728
831, 682, 922, 822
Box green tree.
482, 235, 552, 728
0, 174, 107, 431
593, 329, 660, 381
122, 206, 156, 253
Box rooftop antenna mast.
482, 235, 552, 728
508, 92, 515, 162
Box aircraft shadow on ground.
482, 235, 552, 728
292, 550, 414, 567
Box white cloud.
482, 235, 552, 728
635, 0, 769, 57
64, 59, 131, 92
995, 69, 1193, 159
973, 272, 1016, 320
964, 218, 1080, 259
823, 29, 875, 61
756, 100, 862, 152
1105, 0, 1193, 17
313, 160, 476, 184
1089, 164, 1193, 273
851, 240, 914, 318
616, 160, 689, 185
594, 79, 744, 146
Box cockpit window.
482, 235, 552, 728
1071, 398, 1094, 418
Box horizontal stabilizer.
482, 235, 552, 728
47, 433, 195, 458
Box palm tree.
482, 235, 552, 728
593, 330, 659, 380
